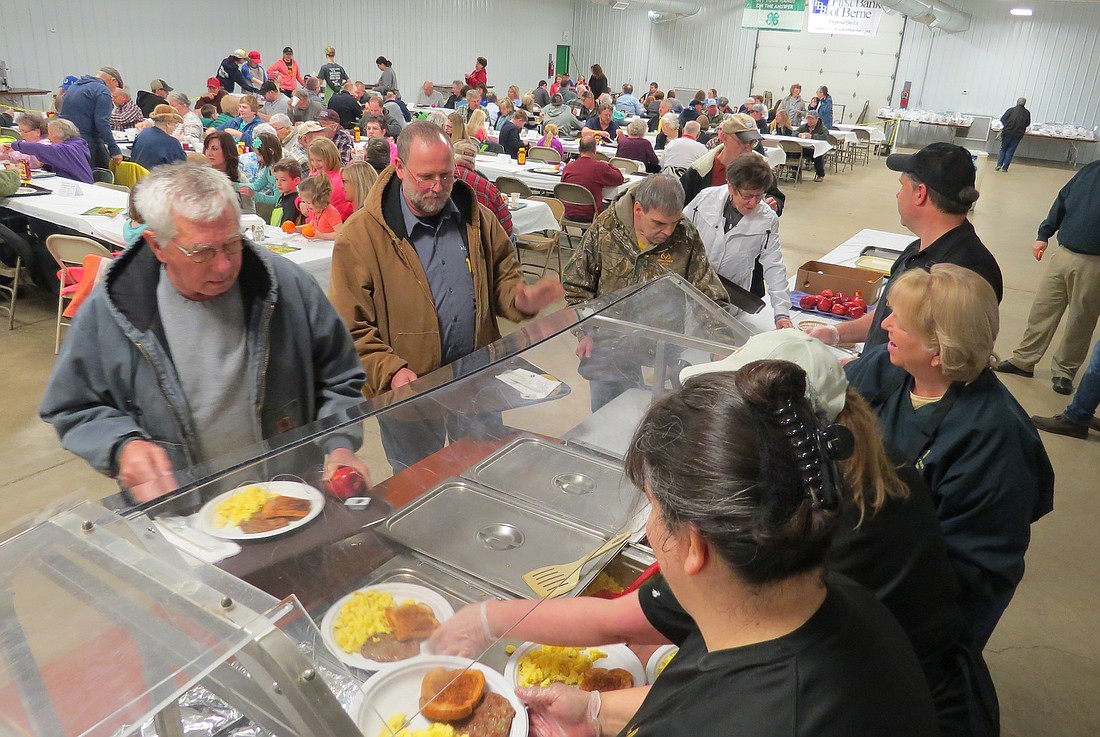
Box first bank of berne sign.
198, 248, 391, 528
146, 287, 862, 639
808, 0, 884, 36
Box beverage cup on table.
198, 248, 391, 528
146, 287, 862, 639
510, 192, 519, 206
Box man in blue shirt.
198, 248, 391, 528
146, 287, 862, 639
614, 83, 646, 116
582, 105, 620, 143
61, 66, 125, 169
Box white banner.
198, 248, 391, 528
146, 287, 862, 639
807, 0, 884, 36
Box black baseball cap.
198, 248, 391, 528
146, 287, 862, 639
283, 46, 294, 54
887, 142, 976, 205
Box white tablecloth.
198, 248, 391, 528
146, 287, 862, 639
761, 134, 834, 158
473, 153, 644, 199
762, 146, 787, 168
736, 228, 914, 332
0, 175, 131, 246
509, 198, 559, 233
255, 226, 335, 288
829, 129, 858, 145
833, 124, 887, 143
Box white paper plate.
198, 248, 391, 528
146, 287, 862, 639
194, 481, 325, 541
645, 645, 679, 684
351, 655, 528, 737
320, 583, 455, 672
504, 641, 645, 690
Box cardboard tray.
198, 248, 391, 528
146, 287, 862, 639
795, 261, 884, 305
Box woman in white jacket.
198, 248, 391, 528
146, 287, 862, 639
683, 153, 793, 328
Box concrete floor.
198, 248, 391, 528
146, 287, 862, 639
1, 151, 1098, 734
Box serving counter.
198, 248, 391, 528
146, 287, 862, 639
0, 275, 754, 737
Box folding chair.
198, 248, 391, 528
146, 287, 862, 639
527, 146, 562, 164
778, 141, 805, 184
92, 167, 115, 184
0, 256, 21, 330
609, 157, 640, 174
94, 181, 129, 192
45, 235, 112, 353
850, 129, 872, 166
495, 176, 533, 199
517, 196, 565, 279
553, 182, 598, 251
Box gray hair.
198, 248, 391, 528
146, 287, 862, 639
115, 87, 132, 101
396, 120, 451, 162
597, 93, 613, 107
269, 113, 292, 129
17, 111, 49, 135
48, 118, 81, 141
683, 120, 701, 137
626, 118, 647, 137
167, 90, 190, 107
551, 93, 563, 105
1017, 97, 1027, 106
135, 163, 240, 244
661, 112, 680, 131
633, 174, 685, 216
252, 123, 276, 139
426, 109, 450, 128
752, 104, 767, 115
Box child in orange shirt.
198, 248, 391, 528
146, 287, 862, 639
296, 174, 343, 240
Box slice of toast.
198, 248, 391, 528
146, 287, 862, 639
260, 495, 311, 520
385, 602, 441, 642
579, 667, 634, 692
419, 667, 486, 722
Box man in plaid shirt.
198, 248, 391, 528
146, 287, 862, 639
452, 139, 512, 237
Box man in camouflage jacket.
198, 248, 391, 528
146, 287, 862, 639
563, 175, 729, 408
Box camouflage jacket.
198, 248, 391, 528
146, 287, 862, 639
563, 189, 729, 308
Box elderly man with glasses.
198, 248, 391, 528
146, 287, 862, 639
330, 121, 562, 473
40, 163, 369, 507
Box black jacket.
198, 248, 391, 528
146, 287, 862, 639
328, 91, 364, 129
1000, 104, 1031, 137
136, 91, 163, 118
216, 57, 258, 94
499, 121, 523, 158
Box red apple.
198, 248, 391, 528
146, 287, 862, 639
327, 466, 366, 500
847, 304, 866, 319
817, 297, 834, 312
818, 289, 834, 299
800, 294, 820, 310
831, 303, 848, 316
834, 291, 848, 304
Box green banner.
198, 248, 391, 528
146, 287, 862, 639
742, 0, 805, 32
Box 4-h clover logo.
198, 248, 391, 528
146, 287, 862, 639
766, 11, 780, 25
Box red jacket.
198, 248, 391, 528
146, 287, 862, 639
465, 67, 487, 88
561, 156, 624, 221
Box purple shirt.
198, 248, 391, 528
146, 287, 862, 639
13, 137, 94, 183
616, 136, 659, 173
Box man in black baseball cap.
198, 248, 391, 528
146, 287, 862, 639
804, 141, 1003, 351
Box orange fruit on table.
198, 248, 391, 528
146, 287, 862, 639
301, 224, 316, 238
281, 221, 295, 233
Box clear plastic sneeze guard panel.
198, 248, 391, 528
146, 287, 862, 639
126, 275, 755, 736
0, 500, 360, 737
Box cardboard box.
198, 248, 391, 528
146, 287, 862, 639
795, 261, 884, 304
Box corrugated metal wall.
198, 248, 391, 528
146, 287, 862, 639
570, 0, 756, 99
0, 0, 576, 106
894, 3, 1100, 130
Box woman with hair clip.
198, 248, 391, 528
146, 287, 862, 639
430, 354, 938, 737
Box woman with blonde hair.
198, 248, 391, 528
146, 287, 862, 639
770, 108, 794, 136
846, 263, 1055, 650
340, 160, 378, 212
318, 45, 349, 101
465, 107, 488, 142
446, 111, 467, 147
307, 137, 352, 220
536, 122, 564, 157
494, 98, 514, 131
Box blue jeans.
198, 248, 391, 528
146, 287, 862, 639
1064, 338, 1100, 425
997, 134, 1023, 170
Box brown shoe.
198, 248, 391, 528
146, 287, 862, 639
1091, 416, 1100, 432
994, 360, 1034, 378
1031, 414, 1089, 439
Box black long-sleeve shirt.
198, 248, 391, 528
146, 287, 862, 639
1037, 160, 1100, 254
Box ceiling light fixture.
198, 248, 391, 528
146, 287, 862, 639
1010, 8, 1033, 16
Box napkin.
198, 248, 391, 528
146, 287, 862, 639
154, 517, 241, 564
496, 368, 562, 400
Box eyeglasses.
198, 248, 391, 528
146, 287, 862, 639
174, 237, 245, 263
405, 169, 455, 190
734, 190, 766, 204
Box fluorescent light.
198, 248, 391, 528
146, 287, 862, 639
1010, 8, 1033, 16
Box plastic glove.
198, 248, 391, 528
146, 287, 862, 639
516, 684, 601, 737
425, 601, 494, 657
803, 323, 840, 346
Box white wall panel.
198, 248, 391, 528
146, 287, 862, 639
570, 0, 755, 100
892, 4, 1100, 129
0, 0, 575, 108
753, 11, 906, 123
569, 1, 654, 88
